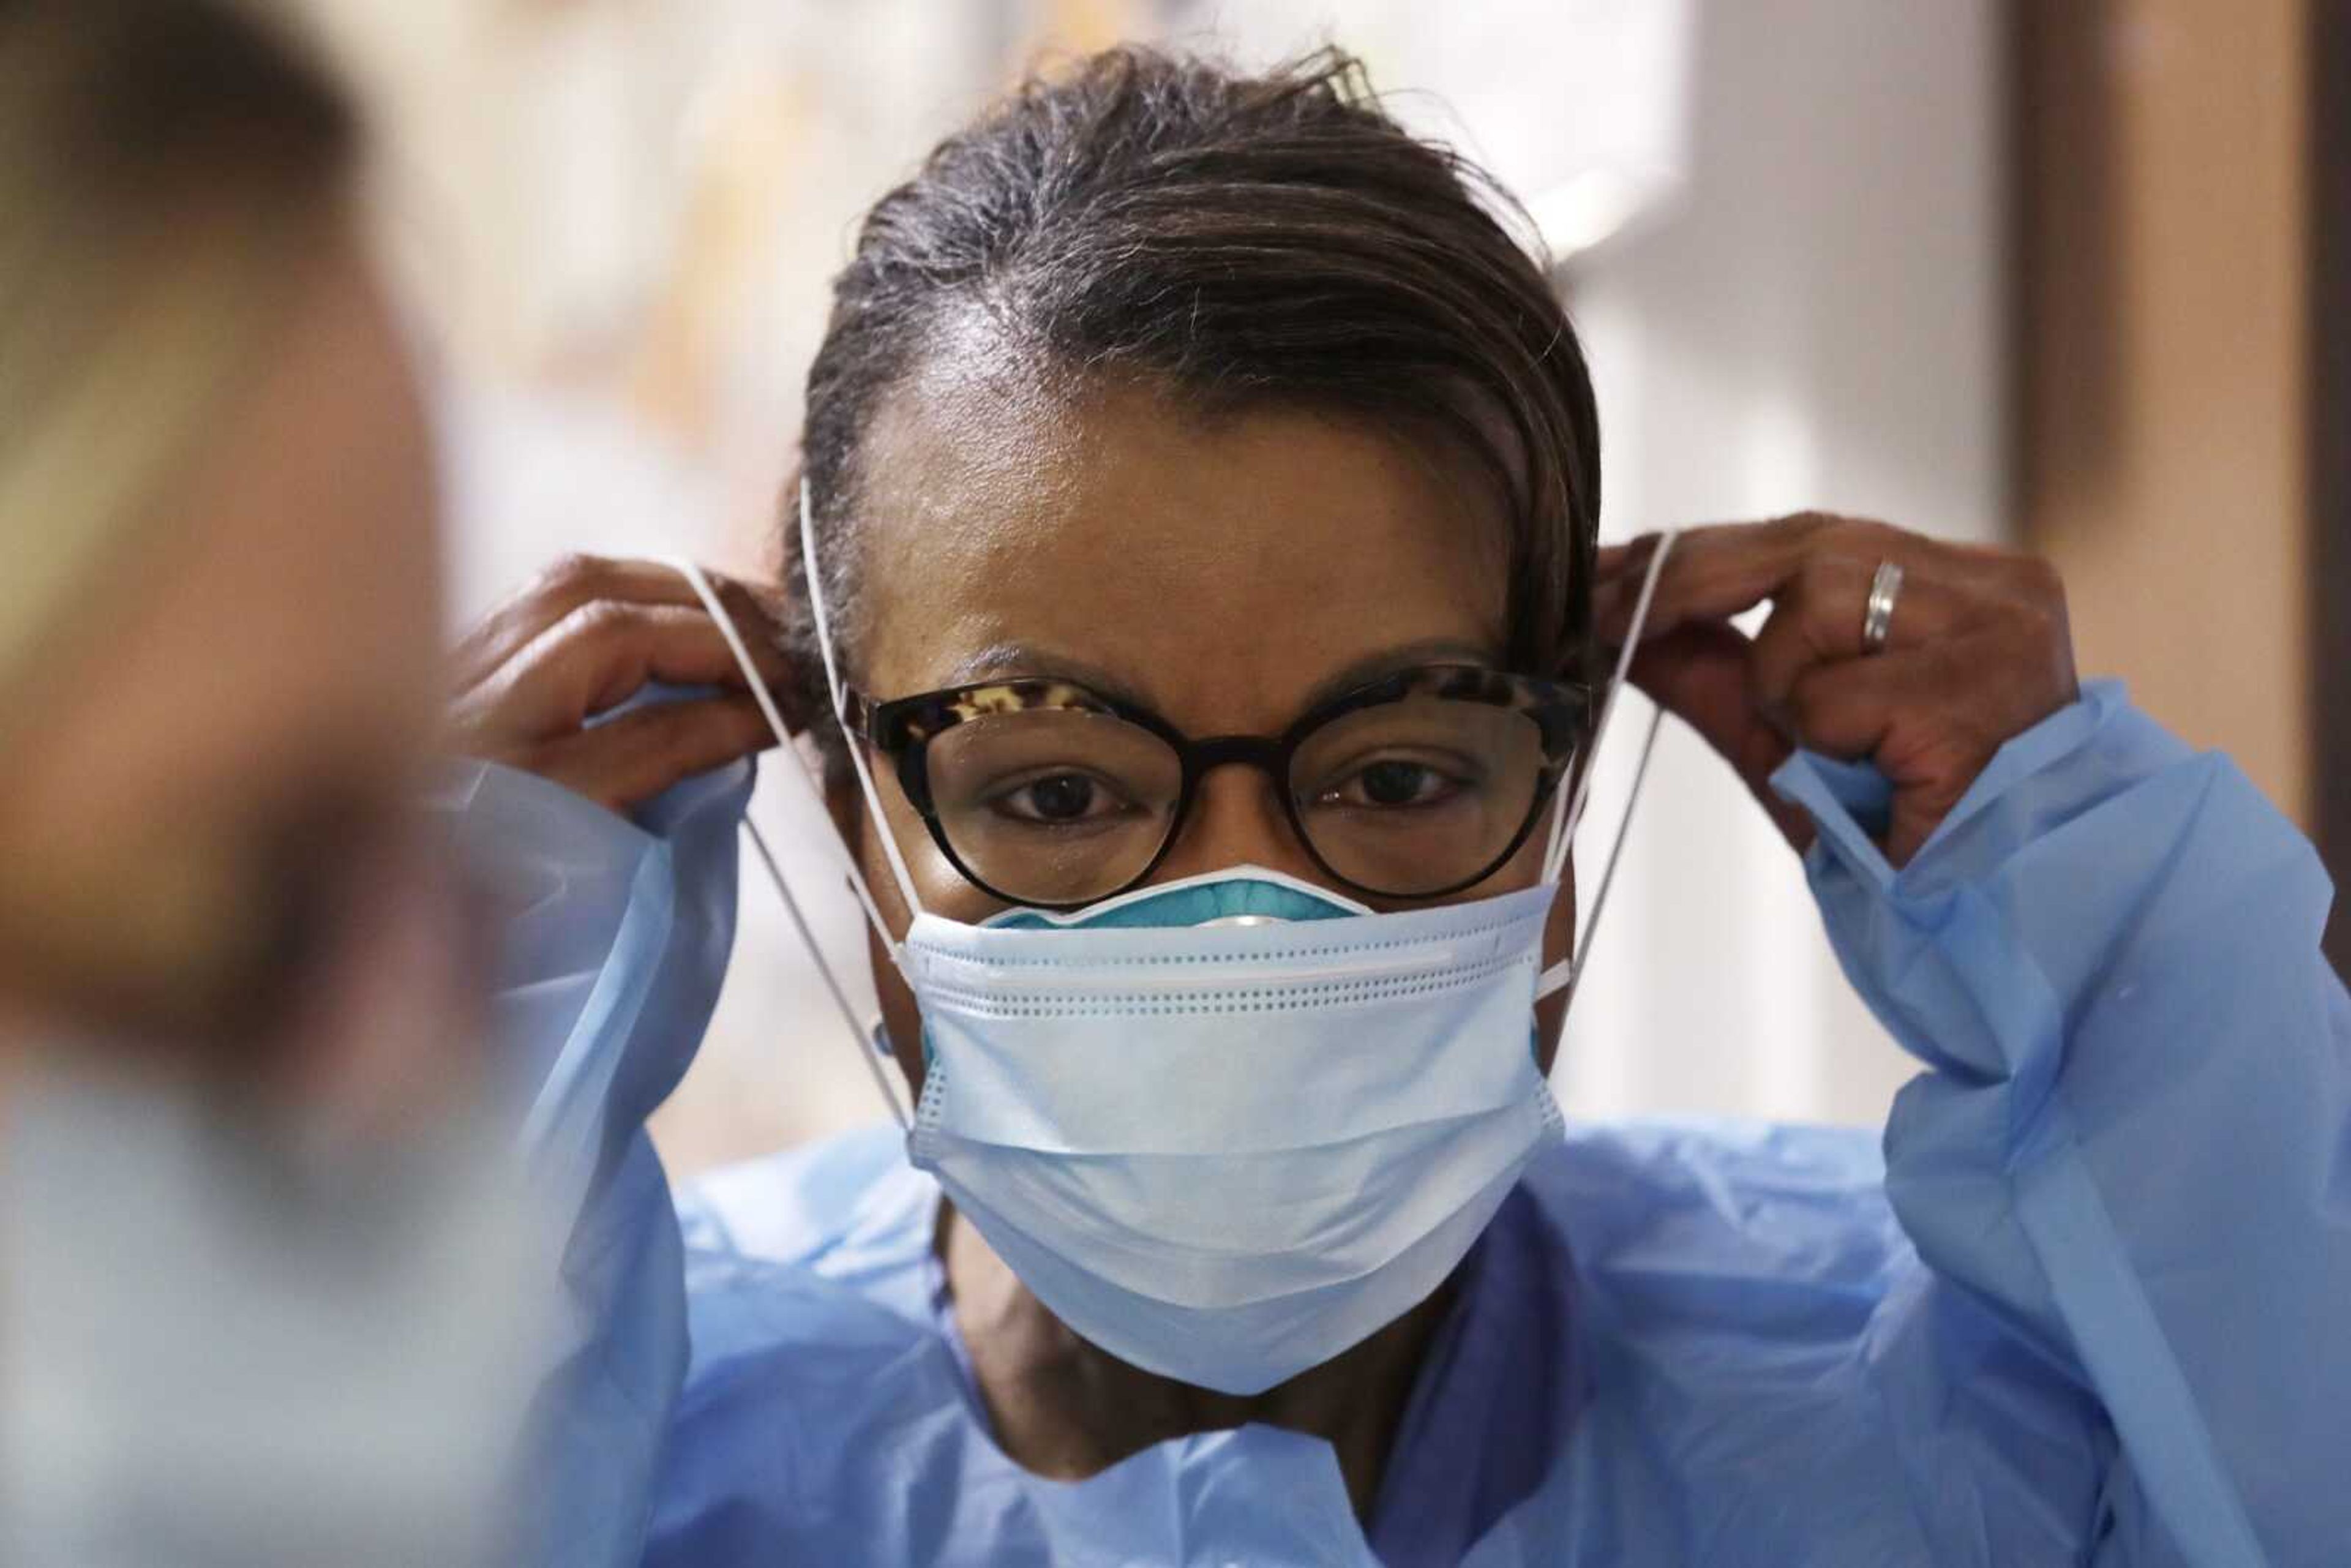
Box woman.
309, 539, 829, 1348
451, 49, 2349, 1566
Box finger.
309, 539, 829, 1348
452, 555, 784, 694
1745, 557, 1965, 715
1780, 648, 1998, 866
1592, 516, 1831, 637
528, 694, 776, 814
501, 601, 801, 735
1620, 621, 1815, 852
1594, 514, 1925, 643
1780, 655, 1905, 760
1593, 534, 1664, 582
559, 601, 798, 718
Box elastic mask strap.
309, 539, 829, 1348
1535, 531, 1679, 1004
797, 480, 928, 928
664, 555, 912, 1130
664, 555, 907, 964
743, 818, 910, 1129
1544, 530, 1677, 883
1536, 749, 1574, 883
1534, 705, 1664, 1007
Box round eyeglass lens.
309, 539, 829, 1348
1288, 695, 1549, 896
924, 707, 1183, 906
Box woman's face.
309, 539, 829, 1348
839, 354, 1581, 1089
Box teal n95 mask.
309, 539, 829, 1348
666, 489, 1676, 1394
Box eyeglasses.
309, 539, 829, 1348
843, 663, 1594, 910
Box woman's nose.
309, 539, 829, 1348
1147, 763, 1329, 888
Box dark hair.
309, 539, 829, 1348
15, 0, 357, 213
788, 46, 1599, 760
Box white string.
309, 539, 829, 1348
1533, 530, 1681, 1000
1536, 751, 1574, 879
1544, 530, 1679, 885
662, 554, 905, 967
1534, 702, 1663, 1003
797, 481, 926, 924
662, 553, 914, 1127
743, 818, 910, 1130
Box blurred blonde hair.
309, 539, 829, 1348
0, 0, 354, 708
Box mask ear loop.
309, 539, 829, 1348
665, 555, 911, 1130
741, 817, 910, 1130
1534, 531, 1678, 1005
796, 481, 927, 926
666, 555, 909, 961
1534, 706, 1664, 1009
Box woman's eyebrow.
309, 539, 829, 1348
937, 642, 1155, 708
934, 636, 1502, 719
1295, 639, 1502, 712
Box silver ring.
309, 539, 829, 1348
1860, 560, 1903, 653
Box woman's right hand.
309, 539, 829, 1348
446, 553, 801, 815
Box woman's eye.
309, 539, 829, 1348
992, 772, 1120, 823
1327, 759, 1461, 809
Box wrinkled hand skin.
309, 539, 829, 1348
446, 554, 801, 815
1594, 513, 2079, 867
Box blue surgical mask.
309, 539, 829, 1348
666, 490, 1678, 1394
902, 864, 1560, 1393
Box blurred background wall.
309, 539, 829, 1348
2014, 1, 2312, 842
2011, 0, 2341, 973
293, 0, 2341, 1177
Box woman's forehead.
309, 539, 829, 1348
850, 375, 1512, 731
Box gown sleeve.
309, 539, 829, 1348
1771, 679, 2350, 1567
430, 745, 752, 1568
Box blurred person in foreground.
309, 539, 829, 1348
451, 48, 2348, 1568
0, 4, 541, 1562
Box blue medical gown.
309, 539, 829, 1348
451, 682, 2350, 1566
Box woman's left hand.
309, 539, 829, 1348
1594, 514, 2079, 867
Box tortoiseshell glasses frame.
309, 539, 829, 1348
839, 662, 1595, 910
